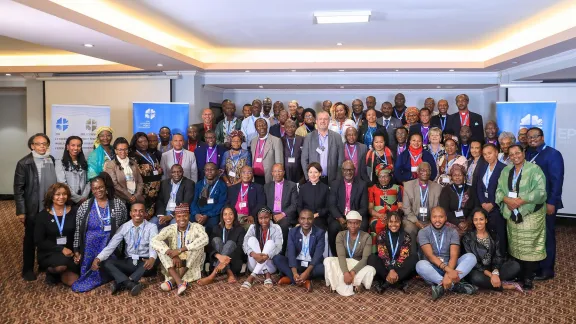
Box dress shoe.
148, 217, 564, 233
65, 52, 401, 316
303, 280, 312, 292
110, 281, 123, 295
277, 276, 292, 286
127, 281, 144, 297
534, 274, 554, 281
523, 279, 534, 290
22, 271, 37, 282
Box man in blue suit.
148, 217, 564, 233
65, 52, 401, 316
226, 165, 266, 228
476, 144, 507, 255
194, 130, 228, 181
273, 209, 325, 292
526, 127, 564, 281
190, 162, 228, 233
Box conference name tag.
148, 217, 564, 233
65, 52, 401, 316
288, 157, 296, 163
484, 192, 489, 198
411, 166, 418, 172
256, 158, 263, 163
207, 198, 214, 204
153, 170, 159, 176
228, 171, 236, 177
301, 261, 309, 267
131, 254, 139, 260
419, 207, 428, 215
56, 236, 67, 245
104, 225, 112, 232
442, 177, 450, 184
455, 210, 464, 218
316, 148, 324, 154
239, 202, 247, 208
508, 192, 518, 198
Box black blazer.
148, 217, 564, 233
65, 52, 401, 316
208, 224, 246, 261
193, 123, 216, 143
430, 114, 449, 133
269, 124, 284, 138
282, 135, 305, 183
227, 182, 266, 217
155, 177, 195, 216
439, 185, 476, 226
264, 180, 298, 224
328, 178, 369, 220
476, 161, 506, 212
194, 143, 228, 181
14, 153, 56, 219
34, 208, 77, 259
358, 123, 389, 148
462, 230, 504, 272
446, 111, 484, 142
297, 181, 329, 219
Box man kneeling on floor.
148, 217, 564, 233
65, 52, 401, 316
416, 206, 478, 300
91, 202, 158, 296
273, 209, 326, 292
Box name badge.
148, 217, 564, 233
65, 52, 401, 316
438, 257, 444, 263
239, 202, 247, 208
167, 202, 176, 210
301, 261, 309, 267
442, 177, 450, 184
455, 210, 464, 218
228, 171, 236, 177
104, 225, 112, 232
419, 207, 428, 214
256, 158, 263, 163
316, 147, 324, 154
131, 254, 139, 260
508, 192, 518, 198
288, 157, 296, 163
153, 170, 159, 176
56, 236, 67, 245
207, 198, 214, 204
484, 192, 489, 198
411, 166, 418, 172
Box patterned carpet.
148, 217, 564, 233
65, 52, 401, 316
1, 200, 575, 324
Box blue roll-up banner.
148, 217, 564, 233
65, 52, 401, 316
496, 101, 557, 148
133, 102, 189, 140
51, 104, 110, 158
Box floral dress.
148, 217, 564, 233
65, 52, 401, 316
131, 151, 162, 218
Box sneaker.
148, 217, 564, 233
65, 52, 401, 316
431, 285, 445, 301
452, 282, 478, 295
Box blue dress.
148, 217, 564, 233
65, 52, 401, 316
71, 205, 112, 292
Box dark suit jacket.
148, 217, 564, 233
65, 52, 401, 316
194, 143, 228, 180
358, 123, 389, 148
227, 182, 266, 217
408, 123, 433, 144
526, 144, 564, 208
155, 177, 195, 216
446, 111, 484, 142
476, 161, 506, 212
393, 149, 438, 183
430, 114, 449, 133
264, 180, 298, 224
269, 124, 284, 138
344, 143, 370, 182
282, 135, 305, 183
193, 123, 216, 143
287, 226, 326, 268
392, 106, 408, 124
297, 181, 330, 219
328, 178, 369, 220
380, 117, 404, 149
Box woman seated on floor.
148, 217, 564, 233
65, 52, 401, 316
34, 183, 79, 286
198, 205, 246, 286
367, 211, 417, 294
241, 206, 283, 289
462, 208, 523, 292
323, 211, 376, 296
151, 203, 209, 296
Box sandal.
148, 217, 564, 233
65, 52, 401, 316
241, 281, 252, 289
503, 281, 525, 293
176, 282, 188, 296
263, 278, 273, 288
160, 281, 175, 292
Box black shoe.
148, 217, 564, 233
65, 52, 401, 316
44, 272, 60, 286
452, 282, 478, 295
534, 274, 554, 281
523, 279, 534, 290
129, 282, 144, 297
110, 281, 123, 295
22, 271, 37, 282
431, 285, 445, 301
397, 281, 409, 294
373, 280, 384, 294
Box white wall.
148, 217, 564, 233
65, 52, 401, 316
0, 90, 28, 194
225, 89, 494, 120
508, 85, 575, 215
173, 73, 224, 124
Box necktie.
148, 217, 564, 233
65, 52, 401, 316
384, 119, 389, 127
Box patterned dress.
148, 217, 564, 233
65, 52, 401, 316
131, 151, 162, 218
72, 204, 112, 292
368, 184, 403, 235
220, 149, 252, 186
436, 154, 468, 187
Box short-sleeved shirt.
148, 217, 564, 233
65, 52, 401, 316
418, 225, 459, 261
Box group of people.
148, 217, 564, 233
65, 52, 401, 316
14, 93, 564, 300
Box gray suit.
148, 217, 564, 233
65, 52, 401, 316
264, 179, 298, 253
381, 116, 404, 149
250, 135, 284, 183
160, 149, 198, 182
402, 179, 442, 242
301, 130, 344, 183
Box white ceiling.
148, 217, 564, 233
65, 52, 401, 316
141, 0, 572, 49
213, 84, 496, 90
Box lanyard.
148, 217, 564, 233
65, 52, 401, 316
346, 231, 360, 257
338, 121, 345, 135
353, 114, 362, 126
130, 226, 143, 250
461, 145, 470, 159
222, 227, 227, 243
170, 181, 181, 200
499, 154, 510, 164
136, 151, 155, 168
420, 185, 429, 206
483, 164, 495, 188
430, 146, 441, 160
445, 157, 457, 174
409, 151, 422, 164
512, 163, 524, 191
374, 150, 388, 165
433, 229, 445, 255
94, 201, 111, 226
286, 137, 296, 157
226, 118, 236, 135
345, 144, 357, 160
52, 206, 67, 236
229, 150, 241, 170
240, 184, 249, 201
452, 185, 464, 210
394, 109, 405, 120
173, 150, 183, 165
177, 223, 190, 249
103, 147, 112, 161
365, 126, 376, 145
388, 231, 400, 260
305, 124, 312, 133
301, 232, 310, 257
204, 179, 219, 198
460, 113, 469, 126
397, 144, 406, 156
256, 139, 266, 158
439, 115, 447, 131
529, 145, 547, 163
206, 146, 217, 162
319, 133, 328, 149
382, 118, 390, 130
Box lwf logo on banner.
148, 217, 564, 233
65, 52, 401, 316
133, 102, 189, 140
496, 101, 557, 148
145, 108, 156, 119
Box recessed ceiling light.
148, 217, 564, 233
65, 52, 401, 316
436, 86, 441, 89
338, 69, 345, 72
5, 74, 11, 76
315, 11, 371, 24
336, 43, 343, 46
245, 70, 250, 72
395, 69, 399, 72
83, 44, 94, 48
512, 61, 518, 64
291, 69, 297, 72
449, 69, 454, 72
157, 63, 163, 67
340, 86, 345, 89
259, 85, 264, 89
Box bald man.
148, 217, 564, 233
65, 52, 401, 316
322, 100, 333, 116
147, 132, 162, 162
194, 108, 216, 142
264, 164, 298, 253
430, 99, 450, 132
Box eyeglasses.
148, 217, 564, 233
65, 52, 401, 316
342, 168, 355, 172
527, 135, 542, 140
116, 148, 128, 152
33, 142, 49, 147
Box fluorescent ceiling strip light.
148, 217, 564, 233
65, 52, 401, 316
314, 11, 371, 24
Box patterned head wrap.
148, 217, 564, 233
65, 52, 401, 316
174, 203, 190, 216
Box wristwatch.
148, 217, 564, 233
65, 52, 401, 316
491, 269, 500, 276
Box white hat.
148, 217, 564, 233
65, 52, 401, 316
346, 210, 362, 221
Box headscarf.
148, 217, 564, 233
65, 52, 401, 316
94, 126, 114, 148
376, 168, 393, 190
